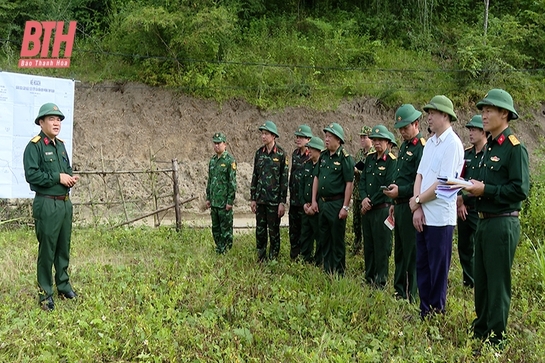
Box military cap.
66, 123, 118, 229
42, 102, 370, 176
359, 125, 372, 136
35, 103, 65, 125
387, 131, 398, 147
394, 104, 422, 128
476, 88, 519, 120
306, 136, 325, 151
423, 95, 457, 122
465, 115, 483, 130
294, 124, 313, 138
212, 132, 226, 143
258, 120, 279, 137
323, 122, 345, 143
369, 124, 391, 140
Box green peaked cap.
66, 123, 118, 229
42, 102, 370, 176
369, 124, 391, 140
394, 104, 422, 128
306, 136, 325, 151
294, 124, 313, 138
465, 115, 483, 130
476, 89, 519, 120
259, 120, 279, 137
323, 122, 345, 143
35, 103, 65, 125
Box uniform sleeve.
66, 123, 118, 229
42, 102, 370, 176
280, 153, 289, 204
250, 152, 258, 201
227, 158, 237, 206
359, 155, 368, 199
23, 142, 60, 187
483, 144, 529, 203
206, 159, 212, 201
384, 157, 397, 202
343, 153, 355, 183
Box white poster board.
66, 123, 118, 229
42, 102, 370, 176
0, 71, 75, 198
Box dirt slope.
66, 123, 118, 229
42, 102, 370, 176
72, 82, 545, 216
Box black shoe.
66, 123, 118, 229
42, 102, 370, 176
59, 290, 77, 299
40, 296, 55, 311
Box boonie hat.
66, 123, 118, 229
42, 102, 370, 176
323, 123, 345, 144
294, 124, 313, 138
423, 95, 457, 122
369, 125, 391, 140
476, 88, 519, 120
259, 120, 279, 137
212, 132, 226, 143
306, 136, 325, 151
465, 115, 483, 130
359, 125, 372, 136
35, 103, 65, 125
394, 104, 422, 128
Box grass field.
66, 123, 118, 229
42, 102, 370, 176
0, 224, 543, 362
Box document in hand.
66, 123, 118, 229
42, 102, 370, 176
437, 176, 473, 187
435, 184, 462, 200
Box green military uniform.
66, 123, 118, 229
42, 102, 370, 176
391, 104, 425, 301
298, 136, 324, 265
251, 121, 289, 261
457, 116, 485, 288
206, 133, 237, 254
316, 123, 354, 275
289, 125, 312, 259
352, 125, 374, 255
473, 89, 530, 345
359, 125, 397, 287
23, 104, 75, 309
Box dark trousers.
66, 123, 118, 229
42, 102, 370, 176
288, 205, 304, 259
352, 199, 363, 253
457, 209, 478, 287
473, 217, 519, 344
318, 199, 346, 275
211, 206, 234, 254
256, 204, 281, 261
416, 225, 454, 317
362, 207, 392, 287
393, 203, 417, 301
33, 196, 73, 300
299, 212, 321, 265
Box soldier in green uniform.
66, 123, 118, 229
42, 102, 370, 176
465, 89, 529, 346
359, 125, 397, 287
288, 125, 312, 259
298, 136, 325, 265
311, 123, 354, 275
384, 104, 425, 301
250, 121, 289, 261
206, 132, 237, 254
456, 115, 486, 288
352, 126, 374, 255
23, 103, 79, 311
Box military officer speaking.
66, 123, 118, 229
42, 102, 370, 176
23, 103, 79, 311
464, 89, 529, 347
206, 132, 237, 254
311, 123, 354, 275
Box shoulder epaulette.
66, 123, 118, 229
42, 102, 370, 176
342, 149, 349, 157
508, 134, 520, 146
57, 137, 64, 143
388, 152, 397, 160
420, 137, 426, 146
367, 150, 377, 155
465, 145, 473, 151
31, 135, 41, 143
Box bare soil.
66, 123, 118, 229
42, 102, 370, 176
72, 82, 545, 219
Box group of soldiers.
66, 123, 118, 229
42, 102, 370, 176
205, 88, 529, 347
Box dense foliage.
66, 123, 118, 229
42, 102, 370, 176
1, 0, 545, 108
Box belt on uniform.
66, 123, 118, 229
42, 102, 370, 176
393, 198, 410, 205
37, 193, 69, 201
371, 203, 391, 210
320, 194, 344, 202
478, 211, 519, 219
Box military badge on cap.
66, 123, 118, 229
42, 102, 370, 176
212, 132, 226, 143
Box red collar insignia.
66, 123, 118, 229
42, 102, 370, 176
497, 134, 506, 145
43, 137, 50, 145
382, 153, 387, 161
412, 137, 418, 145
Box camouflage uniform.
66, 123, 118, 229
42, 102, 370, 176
206, 137, 237, 254
289, 147, 310, 259
251, 143, 289, 261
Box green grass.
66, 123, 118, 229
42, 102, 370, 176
0, 225, 543, 362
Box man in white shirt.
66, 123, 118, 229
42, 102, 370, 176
409, 95, 464, 319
